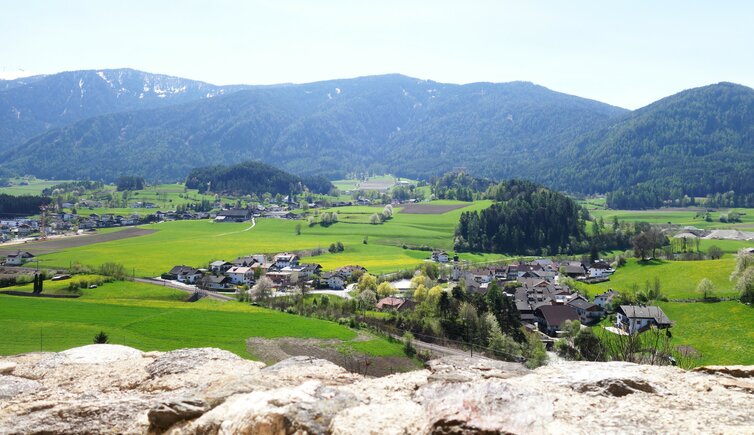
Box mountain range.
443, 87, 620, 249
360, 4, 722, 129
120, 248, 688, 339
1, 68, 752, 200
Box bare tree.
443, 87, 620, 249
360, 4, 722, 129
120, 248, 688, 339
250, 276, 274, 304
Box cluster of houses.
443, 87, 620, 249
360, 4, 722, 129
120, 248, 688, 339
214, 206, 295, 222
0, 205, 303, 242
371, 258, 669, 337
321, 265, 368, 290
456, 258, 615, 288
166, 252, 368, 292
456, 259, 668, 336
0, 219, 42, 241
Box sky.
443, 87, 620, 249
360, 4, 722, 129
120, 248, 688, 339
1, 0, 752, 109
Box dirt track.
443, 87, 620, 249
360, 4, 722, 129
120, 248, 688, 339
0, 228, 156, 256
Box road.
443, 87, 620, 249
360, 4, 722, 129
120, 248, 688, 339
215, 218, 256, 237
409, 337, 480, 359
134, 277, 235, 301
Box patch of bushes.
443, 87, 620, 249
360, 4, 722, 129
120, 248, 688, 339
328, 242, 345, 253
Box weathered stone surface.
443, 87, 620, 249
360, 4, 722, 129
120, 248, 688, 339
418, 379, 555, 434
174, 381, 357, 434
425, 355, 529, 382
0, 346, 752, 434
61, 343, 144, 364
694, 365, 754, 378
0, 361, 16, 375
257, 355, 360, 387
149, 398, 210, 430
0, 375, 41, 400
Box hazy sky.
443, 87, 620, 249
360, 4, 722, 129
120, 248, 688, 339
1, 1, 751, 109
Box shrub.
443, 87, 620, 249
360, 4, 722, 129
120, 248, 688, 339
15, 274, 34, 285
93, 331, 109, 344
402, 332, 416, 357
97, 262, 130, 280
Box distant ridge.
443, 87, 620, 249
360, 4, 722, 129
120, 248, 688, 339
0, 73, 626, 182
0, 68, 252, 148
1, 70, 752, 201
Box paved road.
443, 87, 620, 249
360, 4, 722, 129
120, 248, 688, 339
134, 277, 235, 301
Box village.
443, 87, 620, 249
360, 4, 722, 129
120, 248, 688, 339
0, 190, 399, 243
161, 249, 672, 339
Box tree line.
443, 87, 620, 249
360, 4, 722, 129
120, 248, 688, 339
116, 176, 145, 191
0, 194, 51, 217
185, 161, 323, 197
429, 171, 495, 201
455, 180, 587, 255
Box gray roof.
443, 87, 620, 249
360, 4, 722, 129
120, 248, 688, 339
568, 298, 599, 310
618, 305, 671, 325
218, 209, 250, 218
169, 265, 200, 275
561, 265, 586, 275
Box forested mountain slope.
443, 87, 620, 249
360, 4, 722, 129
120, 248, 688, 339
0, 68, 250, 149
1, 74, 626, 181
541, 82, 754, 199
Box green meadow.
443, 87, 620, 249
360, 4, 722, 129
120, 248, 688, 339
331, 174, 419, 192
38, 201, 505, 276
659, 301, 754, 366
582, 258, 739, 300
590, 207, 754, 230
0, 280, 402, 358
4, 274, 187, 301
0, 178, 71, 196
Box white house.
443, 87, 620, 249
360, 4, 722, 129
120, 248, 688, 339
225, 266, 255, 285
324, 272, 346, 290
567, 298, 604, 324
5, 251, 34, 266
616, 305, 672, 334
273, 253, 300, 268
588, 261, 615, 278
209, 260, 233, 274
203, 275, 231, 290
431, 250, 449, 263
168, 265, 203, 284
594, 289, 618, 309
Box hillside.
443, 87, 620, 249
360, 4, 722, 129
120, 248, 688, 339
0, 69, 251, 149
0, 74, 627, 181
542, 82, 754, 198
454, 179, 587, 255
185, 160, 333, 196
3, 72, 753, 201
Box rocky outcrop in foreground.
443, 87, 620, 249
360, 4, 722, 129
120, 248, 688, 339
1, 345, 752, 434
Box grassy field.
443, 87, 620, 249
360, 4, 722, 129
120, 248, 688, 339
694, 238, 754, 254
0, 279, 402, 359
331, 174, 419, 193
4, 275, 188, 301
590, 207, 754, 230
659, 301, 754, 366
582, 258, 738, 300
0, 178, 72, 196
37, 201, 504, 276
